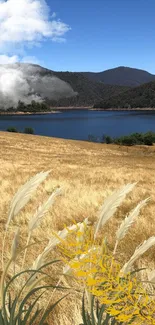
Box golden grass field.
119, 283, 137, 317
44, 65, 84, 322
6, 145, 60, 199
1, 131, 155, 324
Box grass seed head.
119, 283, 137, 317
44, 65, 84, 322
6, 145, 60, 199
116, 197, 150, 242
94, 182, 137, 239
6, 170, 51, 230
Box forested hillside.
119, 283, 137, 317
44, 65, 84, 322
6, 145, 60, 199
38, 69, 130, 107
94, 81, 155, 109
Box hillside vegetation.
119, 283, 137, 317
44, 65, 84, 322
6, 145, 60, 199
94, 80, 155, 108
1, 131, 155, 323
42, 70, 129, 107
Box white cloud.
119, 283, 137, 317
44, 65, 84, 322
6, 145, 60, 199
20, 56, 41, 65
0, 54, 18, 64
0, 54, 42, 65
0, 0, 71, 49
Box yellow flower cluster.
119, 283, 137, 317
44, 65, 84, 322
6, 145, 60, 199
58, 224, 155, 324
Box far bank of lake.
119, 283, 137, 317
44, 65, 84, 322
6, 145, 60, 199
1, 107, 155, 116
1, 109, 155, 141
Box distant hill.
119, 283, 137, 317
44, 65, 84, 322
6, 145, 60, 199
82, 66, 155, 87
94, 81, 155, 109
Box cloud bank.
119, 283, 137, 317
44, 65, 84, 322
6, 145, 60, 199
0, 63, 77, 110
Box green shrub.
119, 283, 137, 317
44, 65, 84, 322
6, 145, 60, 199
130, 132, 144, 145
105, 135, 113, 144
24, 127, 34, 134
120, 136, 135, 146
113, 137, 122, 145
104, 131, 155, 146
6, 127, 18, 133
143, 131, 154, 146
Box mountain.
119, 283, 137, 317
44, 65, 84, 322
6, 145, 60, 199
82, 66, 155, 87
46, 71, 129, 107
0, 63, 130, 110
30, 66, 130, 106
1, 63, 155, 111
94, 80, 155, 109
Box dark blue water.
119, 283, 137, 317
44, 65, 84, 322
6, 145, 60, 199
0, 110, 155, 141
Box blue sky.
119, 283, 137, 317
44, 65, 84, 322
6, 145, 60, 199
0, 0, 155, 73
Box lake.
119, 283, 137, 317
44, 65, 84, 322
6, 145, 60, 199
0, 110, 155, 141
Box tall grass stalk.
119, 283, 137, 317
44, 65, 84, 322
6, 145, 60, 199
21, 187, 62, 270
2, 170, 51, 270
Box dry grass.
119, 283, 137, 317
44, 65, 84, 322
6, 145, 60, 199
1, 131, 155, 323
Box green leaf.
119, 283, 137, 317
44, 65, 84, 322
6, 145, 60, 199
96, 300, 100, 319
102, 313, 111, 324
82, 294, 88, 325
98, 304, 106, 324
38, 294, 69, 325
9, 296, 18, 324
3, 260, 61, 311
17, 284, 66, 322
21, 291, 46, 324
90, 295, 96, 325
130, 268, 146, 276
0, 310, 5, 325
29, 308, 42, 325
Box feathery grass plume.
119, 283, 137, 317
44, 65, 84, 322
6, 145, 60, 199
11, 228, 20, 262
28, 187, 63, 232
94, 182, 137, 239
26, 223, 82, 287
2, 171, 51, 270
41, 225, 89, 317
113, 197, 150, 255
21, 187, 63, 270
121, 236, 155, 274
6, 170, 51, 230
27, 220, 90, 289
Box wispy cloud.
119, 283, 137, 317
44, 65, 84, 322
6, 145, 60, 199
0, 54, 42, 65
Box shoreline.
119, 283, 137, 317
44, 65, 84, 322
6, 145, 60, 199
0, 107, 155, 116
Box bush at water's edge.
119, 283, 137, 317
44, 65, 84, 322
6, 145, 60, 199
88, 131, 155, 146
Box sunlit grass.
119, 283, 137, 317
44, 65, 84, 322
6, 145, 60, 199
1, 131, 155, 324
